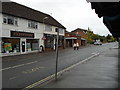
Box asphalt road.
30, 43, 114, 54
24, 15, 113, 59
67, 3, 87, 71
40, 44, 118, 88
2, 42, 118, 88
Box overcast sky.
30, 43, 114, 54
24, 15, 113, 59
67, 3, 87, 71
11, 0, 111, 36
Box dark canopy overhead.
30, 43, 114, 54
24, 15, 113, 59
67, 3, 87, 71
90, 2, 120, 38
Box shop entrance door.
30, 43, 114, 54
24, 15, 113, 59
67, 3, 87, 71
22, 41, 25, 52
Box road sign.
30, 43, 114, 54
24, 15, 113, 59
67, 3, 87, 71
42, 36, 46, 40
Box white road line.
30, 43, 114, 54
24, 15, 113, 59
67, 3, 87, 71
9, 76, 18, 80
0, 61, 38, 71
91, 52, 97, 55
23, 53, 100, 89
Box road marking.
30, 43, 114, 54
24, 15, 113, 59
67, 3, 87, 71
22, 66, 46, 74
0, 61, 38, 71
91, 52, 98, 55
23, 53, 100, 89
9, 76, 18, 80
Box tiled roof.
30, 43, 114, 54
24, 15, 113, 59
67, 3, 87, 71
66, 31, 81, 37
2, 1, 66, 29
71, 28, 87, 32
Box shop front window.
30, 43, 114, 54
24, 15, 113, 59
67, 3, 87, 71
44, 34, 55, 48
2, 38, 20, 53
26, 43, 31, 52
45, 37, 51, 48
26, 39, 39, 52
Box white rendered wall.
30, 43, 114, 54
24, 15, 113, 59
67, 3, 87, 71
1, 14, 44, 46
44, 26, 65, 36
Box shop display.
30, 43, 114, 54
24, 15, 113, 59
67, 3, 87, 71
16, 44, 20, 52
27, 43, 31, 52
4, 43, 12, 53
32, 43, 39, 50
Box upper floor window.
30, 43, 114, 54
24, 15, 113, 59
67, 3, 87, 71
3, 15, 18, 26
28, 21, 38, 29
45, 25, 52, 32
83, 31, 87, 34
59, 28, 64, 34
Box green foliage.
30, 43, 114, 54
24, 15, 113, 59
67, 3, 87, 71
86, 29, 94, 44
86, 29, 115, 44
106, 34, 115, 42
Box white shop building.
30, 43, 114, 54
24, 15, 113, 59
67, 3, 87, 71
0, 1, 66, 56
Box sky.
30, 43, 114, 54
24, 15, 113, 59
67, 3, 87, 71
11, 0, 111, 36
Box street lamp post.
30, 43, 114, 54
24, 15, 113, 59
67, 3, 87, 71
41, 17, 48, 52
43, 17, 48, 32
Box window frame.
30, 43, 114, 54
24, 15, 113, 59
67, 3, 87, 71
3, 16, 7, 24
45, 25, 52, 32
59, 28, 64, 34
3, 15, 18, 26
28, 20, 38, 29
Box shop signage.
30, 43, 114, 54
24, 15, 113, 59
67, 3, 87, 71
11, 31, 34, 38
42, 36, 46, 40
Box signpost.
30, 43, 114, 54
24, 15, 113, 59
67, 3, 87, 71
55, 28, 59, 80
42, 36, 46, 40
117, 38, 120, 49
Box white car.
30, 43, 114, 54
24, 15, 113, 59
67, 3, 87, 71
94, 40, 102, 45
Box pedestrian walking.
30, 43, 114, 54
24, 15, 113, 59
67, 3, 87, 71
76, 42, 79, 50
73, 43, 77, 50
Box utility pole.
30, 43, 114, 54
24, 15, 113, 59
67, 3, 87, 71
55, 28, 59, 80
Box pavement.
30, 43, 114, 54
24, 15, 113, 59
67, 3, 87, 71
36, 45, 119, 88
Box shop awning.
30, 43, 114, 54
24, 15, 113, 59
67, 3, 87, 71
65, 37, 77, 40
81, 38, 86, 41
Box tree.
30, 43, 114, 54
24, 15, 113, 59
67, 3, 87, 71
106, 34, 115, 42
86, 28, 115, 44
86, 29, 94, 44
92, 34, 100, 40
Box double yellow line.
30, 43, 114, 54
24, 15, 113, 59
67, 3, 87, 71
23, 53, 100, 89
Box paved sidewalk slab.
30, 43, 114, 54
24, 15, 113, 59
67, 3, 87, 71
39, 48, 118, 88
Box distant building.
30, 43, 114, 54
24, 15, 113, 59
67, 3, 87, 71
65, 31, 81, 48
71, 28, 87, 46
0, 1, 66, 56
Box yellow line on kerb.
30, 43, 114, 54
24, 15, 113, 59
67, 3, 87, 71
23, 53, 100, 89
24, 74, 55, 89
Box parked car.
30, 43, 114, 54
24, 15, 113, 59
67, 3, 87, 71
94, 40, 102, 45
